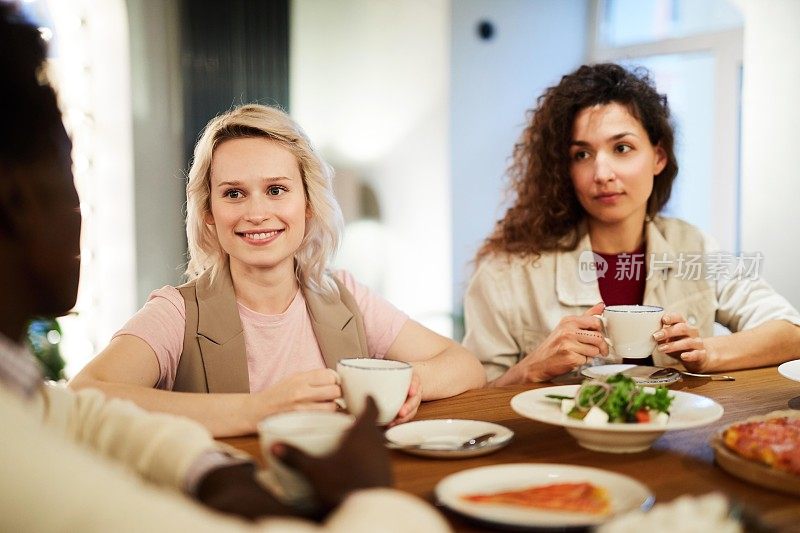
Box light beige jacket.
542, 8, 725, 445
463, 217, 800, 381
0, 383, 449, 532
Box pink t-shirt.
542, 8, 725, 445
115, 270, 409, 392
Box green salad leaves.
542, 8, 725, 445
547, 373, 674, 424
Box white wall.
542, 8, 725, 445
450, 0, 589, 317
739, 0, 800, 308
291, 0, 452, 332
292, 0, 590, 333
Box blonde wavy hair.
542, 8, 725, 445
185, 104, 343, 298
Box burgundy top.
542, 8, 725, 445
595, 244, 647, 306
595, 244, 653, 366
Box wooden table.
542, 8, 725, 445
223, 367, 800, 531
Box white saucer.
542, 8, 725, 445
384, 419, 513, 458
778, 359, 800, 382
582, 364, 681, 385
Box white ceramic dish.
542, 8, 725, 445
778, 359, 800, 382
435, 463, 653, 528
511, 385, 724, 453
384, 419, 512, 458
582, 364, 681, 386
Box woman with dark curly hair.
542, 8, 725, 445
463, 63, 800, 386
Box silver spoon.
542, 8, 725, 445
386, 431, 497, 451
649, 367, 735, 381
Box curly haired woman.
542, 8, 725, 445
464, 63, 800, 386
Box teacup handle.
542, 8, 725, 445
591, 314, 613, 349
593, 314, 607, 328
331, 370, 346, 410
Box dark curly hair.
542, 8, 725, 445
476, 63, 678, 262
0, 3, 62, 165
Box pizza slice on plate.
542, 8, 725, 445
722, 411, 800, 475
462, 482, 610, 515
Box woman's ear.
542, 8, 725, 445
203, 210, 215, 225
653, 144, 668, 176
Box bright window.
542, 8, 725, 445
600, 0, 742, 47
590, 0, 743, 254
618, 53, 715, 235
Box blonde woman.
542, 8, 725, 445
72, 104, 485, 436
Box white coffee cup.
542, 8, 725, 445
595, 305, 665, 359
336, 358, 412, 425
257, 411, 354, 506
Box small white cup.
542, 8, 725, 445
336, 358, 412, 425
257, 411, 354, 506
596, 305, 665, 359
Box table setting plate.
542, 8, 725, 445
435, 463, 654, 529
383, 419, 513, 458
582, 364, 681, 385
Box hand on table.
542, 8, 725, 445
196, 461, 296, 521
654, 312, 712, 372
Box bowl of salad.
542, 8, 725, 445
510, 374, 724, 453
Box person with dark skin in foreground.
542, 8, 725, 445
0, 5, 447, 531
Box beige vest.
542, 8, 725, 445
173, 262, 368, 393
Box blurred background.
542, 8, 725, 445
16, 0, 800, 376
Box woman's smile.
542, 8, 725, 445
237, 228, 285, 245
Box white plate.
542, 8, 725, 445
435, 463, 653, 528
778, 359, 800, 382
582, 364, 681, 386
511, 385, 724, 453
384, 419, 513, 458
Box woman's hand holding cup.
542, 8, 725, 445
335, 358, 413, 426
510, 302, 609, 383
250, 369, 341, 430
387, 371, 421, 428
653, 312, 710, 371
